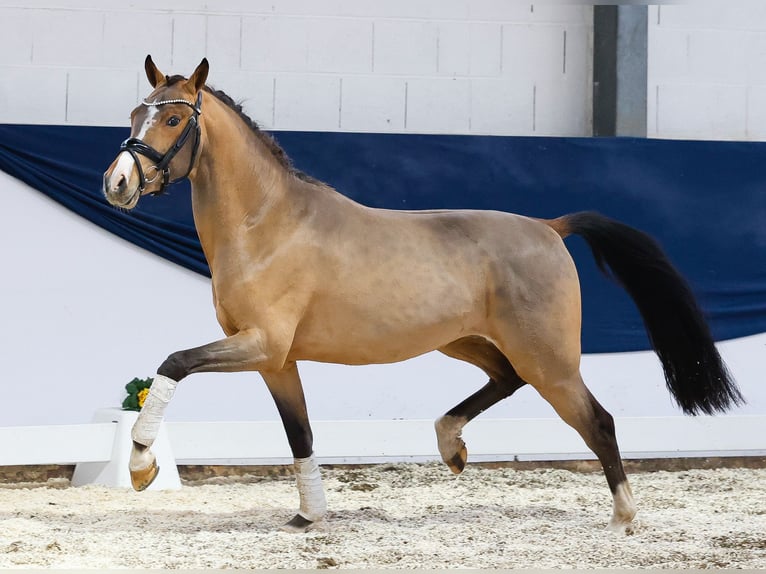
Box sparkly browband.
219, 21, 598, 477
141, 97, 201, 114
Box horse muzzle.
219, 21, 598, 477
103, 152, 141, 209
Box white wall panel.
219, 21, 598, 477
0, 8, 32, 65
0, 2, 593, 136
170, 13, 208, 71
340, 76, 406, 132
746, 85, 766, 139
101, 11, 173, 70
241, 16, 311, 72
646, 26, 690, 83
273, 74, 340, 130
30, 9, 104, 67
648, 2, 766, 141
405, 78, 471, 133
655, 84, 748, 141
655, 3, 766, 31
306, 18, 373, 74
66, 68, 139, 126
467, 1, 534, 23
208, 71, 275, 129
470, 80, 533, 135
205, 15, 242, 71
502, 24, 565, 85
437, 22, 502, 77
535, 76, 589, 136
373, 20, 439, 76
529, 5, 591, 25
0, 67, 68, 124
687, 30, 749, 85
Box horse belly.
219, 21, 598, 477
289, 289, 483, 365
291, 322, 474, 365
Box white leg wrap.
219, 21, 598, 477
131, 374, 177, 447
295, 455, 327, 522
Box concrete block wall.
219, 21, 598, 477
0, 1, 592, 136
648, 2, 766, 141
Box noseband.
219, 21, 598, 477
119, 91, 203, 195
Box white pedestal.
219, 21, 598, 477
71, 407, 181, 490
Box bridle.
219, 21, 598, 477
119, 91, 203, 195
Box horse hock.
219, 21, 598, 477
129, 374, 178, 491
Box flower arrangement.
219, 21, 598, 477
122, 377, 154, 411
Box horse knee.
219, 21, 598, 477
157, 350, 190, 381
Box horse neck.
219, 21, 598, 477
189, 99, 296, 262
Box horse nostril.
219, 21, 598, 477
104, 171, 128, 199
112, 174, 127, 194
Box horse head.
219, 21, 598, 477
102, 55, 208, 209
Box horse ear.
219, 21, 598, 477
189, 58, 209, 92
144, 55, 165, 88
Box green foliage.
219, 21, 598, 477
122, 377, 154, 411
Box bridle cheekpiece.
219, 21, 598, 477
119, 91, 203, 195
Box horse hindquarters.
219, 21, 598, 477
446, 218, 636, 531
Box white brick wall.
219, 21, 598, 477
4, 3, 766, 139
0, 1, 592, 136
648, 2, 766, 141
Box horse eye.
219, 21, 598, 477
167, 116, 181, 127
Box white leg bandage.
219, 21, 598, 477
295, 455, 327, 522
131, 374, 178, 447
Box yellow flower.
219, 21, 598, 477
137, 388, 150, 409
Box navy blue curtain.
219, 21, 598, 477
1, 124, 764, 353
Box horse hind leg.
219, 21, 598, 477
534, 373, 637, 533
436, 336, 527, 474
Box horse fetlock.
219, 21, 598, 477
607, 514, 637, 535
294, 455, 327, 523
435, 415, 469, 474
607, 481, 637, 534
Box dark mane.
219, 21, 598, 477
165, 74, 322, 186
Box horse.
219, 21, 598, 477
102, 56, 744, 534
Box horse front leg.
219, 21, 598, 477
129, 329, 279, 491
261, 363, 326, 533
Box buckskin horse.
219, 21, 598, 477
102, 56, 743, 534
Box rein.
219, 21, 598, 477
119, 91, 203, 194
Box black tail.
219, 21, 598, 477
555, 211, 744, 415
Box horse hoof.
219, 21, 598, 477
435, 415, 469, 474
446, 445, 468, 474
280, 514, 315, 533
606, 519, 635, 535
130, 462, 160, 492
